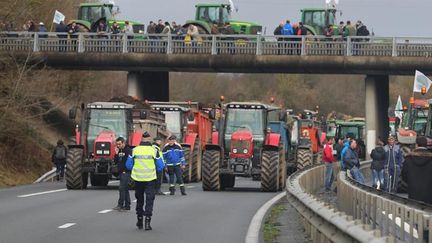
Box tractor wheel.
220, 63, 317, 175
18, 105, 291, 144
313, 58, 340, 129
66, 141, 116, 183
182, 146, 191, 183
65, 148, 87, 189
261, 150, 280, 192
296, 149, 313, 170
314, 150, 323, 164
190, 140, 202, 182
220, 174, 235, 190
278, 145, 287, 191
202, 150, 220, 191
90, 173, 109, 187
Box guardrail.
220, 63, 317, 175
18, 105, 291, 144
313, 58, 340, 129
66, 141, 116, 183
339, 161, 432, 243
286, 163, 390, 243
1, 32, 432, 57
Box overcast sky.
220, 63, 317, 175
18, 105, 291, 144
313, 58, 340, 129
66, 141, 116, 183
113, 0, 432, 37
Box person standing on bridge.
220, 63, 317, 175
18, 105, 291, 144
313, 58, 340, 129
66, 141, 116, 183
153, 137, 165, 195
52, 139, 67, 181
323, 137, 336, 192
113, 137, 133, 211
383, 136, 403, 193
126, 132, 164, 230
343, 139, 365, 184
163, 135, 187, 196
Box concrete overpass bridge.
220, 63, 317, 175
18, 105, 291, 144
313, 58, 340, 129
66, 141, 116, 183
2, 32, 432, 152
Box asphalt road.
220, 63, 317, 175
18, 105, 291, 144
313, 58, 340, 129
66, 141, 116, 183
0, 177, 278, 243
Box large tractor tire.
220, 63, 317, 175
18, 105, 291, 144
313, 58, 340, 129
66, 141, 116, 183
220, 174, 235, 190
278, 145, 287, 191
314, 150, 323, 164
90, 173, 109, 187
190, 140, 202, 182
182, 146, 191, 183
202, 150, 220, 191
296, 149, 313, 170
261, 150, 280, 192
65, 148, 87, 190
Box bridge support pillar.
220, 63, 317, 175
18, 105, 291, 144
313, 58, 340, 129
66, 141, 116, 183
365, 75, 389, 157
127, 71, 169, 101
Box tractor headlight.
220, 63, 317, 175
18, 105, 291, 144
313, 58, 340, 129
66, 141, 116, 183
243, 149, 248, 154
232, 148, 238, 153
103, 150, 110, 155
96, 150, 103, 155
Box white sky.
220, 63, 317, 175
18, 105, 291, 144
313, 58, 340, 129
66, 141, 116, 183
113, 0, 432, 37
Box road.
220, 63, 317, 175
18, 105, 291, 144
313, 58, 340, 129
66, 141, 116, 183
0, 177, 278, 243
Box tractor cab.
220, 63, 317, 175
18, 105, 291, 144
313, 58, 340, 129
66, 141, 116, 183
78, 3, 116, 26
196, 4, 231, 27
301, 7, 338, 35
151, 105, 189, 140
335, 121, 366, 159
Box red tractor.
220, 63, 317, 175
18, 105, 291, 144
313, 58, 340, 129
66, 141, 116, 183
150, 102, 212, 182
66, 102, 164, 189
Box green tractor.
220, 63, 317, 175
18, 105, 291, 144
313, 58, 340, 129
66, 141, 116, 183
70, 3, 144, 34
184, 3, 262, 34
300, 7, 340, 35
335, 119, 366, 159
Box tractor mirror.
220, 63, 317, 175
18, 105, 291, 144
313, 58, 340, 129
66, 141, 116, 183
209, 109, 216, 120
140, 110, 147, 120
69, 108, 76, 120
279, 111, 287, 122
187, 113, 195, 122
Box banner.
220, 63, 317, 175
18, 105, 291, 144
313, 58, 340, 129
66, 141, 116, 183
413, 70, 432, 93
53, 10, 65, 24
394, 95, 403, 120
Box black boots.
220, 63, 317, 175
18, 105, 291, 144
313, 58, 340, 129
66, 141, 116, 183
169, 187, 175, 195
180, 186, 187, 196
136, 216, 143, 230
145, 217, 152, 230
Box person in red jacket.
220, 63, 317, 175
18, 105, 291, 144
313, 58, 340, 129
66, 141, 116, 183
323, 137, 336, 192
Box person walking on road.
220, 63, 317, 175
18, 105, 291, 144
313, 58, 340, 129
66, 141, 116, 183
402, 136, 432, 204
52, 139, 67, 181
323, 137, 336, 192
343, 139, 365, 184
383, 136, 403, 193
370, 138, 385, 189
126, 132, 164, 230
152, 137, 165, 195
113, 137, 133, 211
163, 135, 187, 196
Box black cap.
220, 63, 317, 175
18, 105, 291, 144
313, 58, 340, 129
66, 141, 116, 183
153, 137, 162, 142
142, 131, 151, 138
168, 135, 177, 140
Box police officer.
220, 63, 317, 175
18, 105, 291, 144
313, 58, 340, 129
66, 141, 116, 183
152, 137, 165, 195
113, 137, 132, 211
126, 132, 164, 230
163, 135, 187, 196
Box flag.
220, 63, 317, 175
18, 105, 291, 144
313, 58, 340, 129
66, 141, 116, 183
53, 10, 65, 24
413, 70, 432, 93
229, 0, 238, 12
394, 95, 403, 120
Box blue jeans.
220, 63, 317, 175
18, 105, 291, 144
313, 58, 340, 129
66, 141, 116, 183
350, 166, 365, 184
55, 162, 65, 177
324, 163, 334, 191
167, 165, 184, 187
118, 172, 131, 208
371, 169, 384, 188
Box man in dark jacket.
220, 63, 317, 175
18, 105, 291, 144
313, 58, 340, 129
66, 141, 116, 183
383, 136, 403, 193
402, 136, 432, 204
52, 139, 67, 181
343, 139, 365, 184
273, 21, 284, 55
55, 21, 67, 52
370, 139, 385, 189
162, 135, 187, 196
113, 137, 133, 211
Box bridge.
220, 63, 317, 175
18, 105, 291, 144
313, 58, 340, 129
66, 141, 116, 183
2, 32, 432, 152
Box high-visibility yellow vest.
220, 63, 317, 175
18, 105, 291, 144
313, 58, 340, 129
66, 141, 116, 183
131, 145, 157, 182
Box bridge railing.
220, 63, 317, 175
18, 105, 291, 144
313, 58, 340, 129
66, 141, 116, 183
2, 32, 432, 57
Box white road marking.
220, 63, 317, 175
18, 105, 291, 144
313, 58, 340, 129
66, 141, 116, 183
98, 209, 112, 214
186, 185, 195, 189
108, 181, 118, 185
163, 192, 170, 195
58, 223, 76, 229
132, 199, 137, 203
17, 189, 67, 198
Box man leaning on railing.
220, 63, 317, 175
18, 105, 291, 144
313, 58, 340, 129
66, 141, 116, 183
343, 139, 365, 184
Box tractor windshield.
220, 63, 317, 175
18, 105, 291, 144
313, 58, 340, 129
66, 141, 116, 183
225, 108, 264, 135
338, 126, 360, 140
197, 6, 230, 24
87, 109, 127, 139
164, 111, 182, 138
79, 5, 113, 24
304, 11, 325, 28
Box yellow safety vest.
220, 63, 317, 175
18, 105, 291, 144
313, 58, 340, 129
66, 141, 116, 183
131, 145, 157, 182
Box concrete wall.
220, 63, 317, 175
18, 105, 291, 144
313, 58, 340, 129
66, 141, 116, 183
127, 71, 169, 101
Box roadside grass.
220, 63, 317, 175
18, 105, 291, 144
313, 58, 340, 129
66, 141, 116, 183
263, 203, 287, 243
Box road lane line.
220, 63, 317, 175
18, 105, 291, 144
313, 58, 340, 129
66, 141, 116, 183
17, 189, 67, 198
98, 209, 113, 214
58, 223, 76, 229
186, 185, 195, 189
245, 191, 286, 243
